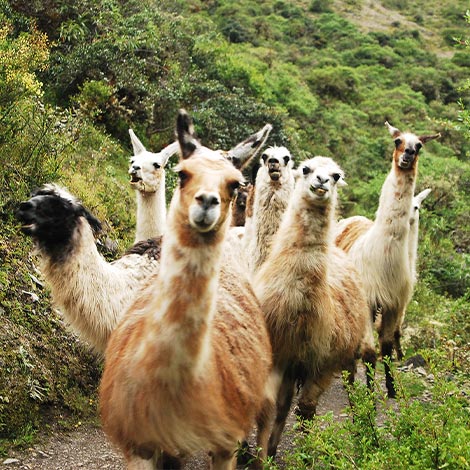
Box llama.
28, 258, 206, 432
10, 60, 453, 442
231, 183, 251, 227
128, 129, 179, 242
244, 146, 296, 275
16, 184, 162, 354
392, 187, 432, 359
409, 188, 432, 285
129, 125, 272, 240
99, 110, 274, 470
254, 156, 376, 457
334, 122, 440, 397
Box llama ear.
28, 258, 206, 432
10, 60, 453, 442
336, 175, 347, 187
159, 141, 180, 167
80, 208, 102, 235
414, 188, 432, 206
226, 123, 273, 170
418, 132, 441, 144
129, 129, 147, 155
385, 121, 401, 138
176, 109, 199, 159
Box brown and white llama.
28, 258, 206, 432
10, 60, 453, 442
128, 129, 179, 242
334, 122, 439, 397
244, 146, 296, 275
254, 156, 376, 457
99, 110, 274, 470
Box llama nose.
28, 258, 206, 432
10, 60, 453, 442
195, 193, 220, 210
130, 165, 141, 173
316, 175, 328, 185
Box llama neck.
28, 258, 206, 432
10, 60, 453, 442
408, 211, 420, 281
40, 219, 126, 353
149, 205, 228, 381
134, 181, 166, 241
250, 176, 294, 271
275, 191, 335, 268
374, 165, 416, 238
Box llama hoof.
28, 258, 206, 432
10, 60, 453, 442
236, 440, 253, 466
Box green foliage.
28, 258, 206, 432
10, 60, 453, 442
0, 0, 469, 460
282, 370, 470, 469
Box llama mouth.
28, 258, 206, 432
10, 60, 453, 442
129, 175, 142, 184
269, 171, 281, 181
20, 223, 36, 234
311, 186, 327, 196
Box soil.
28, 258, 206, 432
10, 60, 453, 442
2, 373, 361, 470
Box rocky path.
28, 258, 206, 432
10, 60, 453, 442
2, 374, 357, 470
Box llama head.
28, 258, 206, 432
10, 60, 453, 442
258, 146, 294, 184
221, 123, 273, 170
128, 129, 179, 193
385, 122, 440, 171
234, 183, 250, 212
410, 188, 432, 225
173, 109, 244, 234
16, 183, 102, 255
297, 156, 346, 205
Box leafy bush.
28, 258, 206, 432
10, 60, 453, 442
282, 370, 470, 469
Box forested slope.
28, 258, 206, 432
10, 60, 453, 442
0, 0, 469, 465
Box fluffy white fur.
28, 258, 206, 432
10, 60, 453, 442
244, 146, 295, 275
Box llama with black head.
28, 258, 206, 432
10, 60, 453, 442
17, 184, 160, 354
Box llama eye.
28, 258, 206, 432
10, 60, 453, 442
394, 138, 402, 147
302, 166, 311, 175
332, 173, 341, 182
153, 162, 161, 169
415, 143, 422, 151
283, 155, 290, 165
228, 181, 240, 196
178, 171, 189, 187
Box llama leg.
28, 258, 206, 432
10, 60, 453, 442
254, 396, 276, 465
378, 310, 397, 398
394, 328, 404, 361
362, 347, 377, 391
156, 451, 183, 470
127, 455, 155, 470
393, 308, 406, 361
267, 374, 295, 458
211, 449, 236, 470
296, 373, 334, 422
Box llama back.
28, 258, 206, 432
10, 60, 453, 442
345, 222, 413, 313
334, 215, 373, 253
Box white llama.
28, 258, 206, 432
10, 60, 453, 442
254, 156, 376, 457
244, 146, 296, 275
393, 187, 432, 359
128, 129, 179, 242
99, 109, 273, 470
334, 122, 439, 397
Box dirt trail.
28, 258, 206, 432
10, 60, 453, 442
3, 374, 356, 470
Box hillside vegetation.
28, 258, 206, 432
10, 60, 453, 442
0, 0, 469, 466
